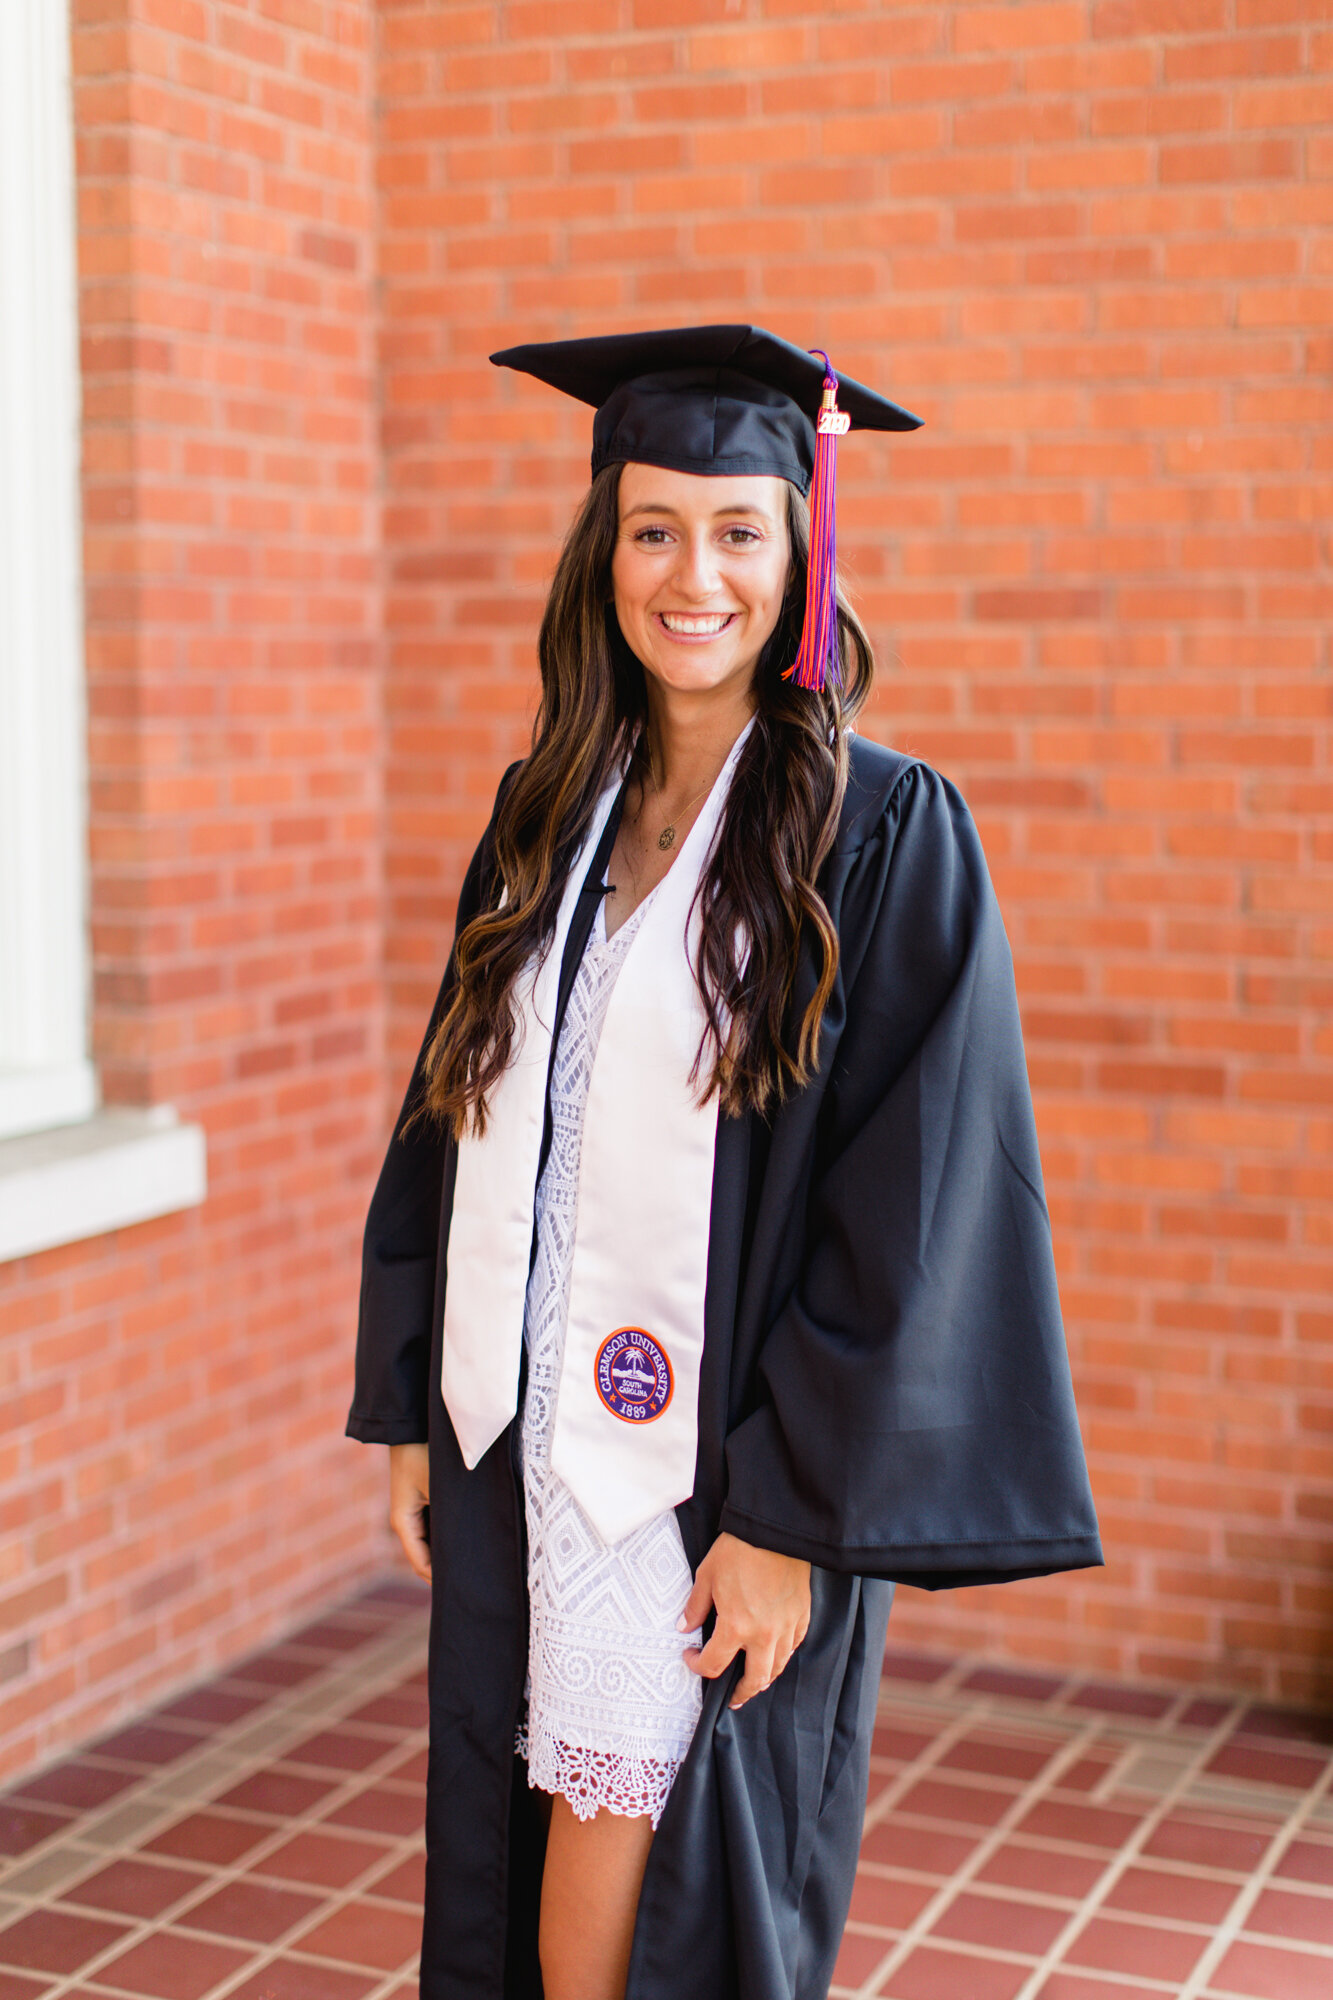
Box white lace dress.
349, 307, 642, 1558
517, 888, 704, 1827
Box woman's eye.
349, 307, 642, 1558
634, 527, 671, 545
724, 527, 760, 545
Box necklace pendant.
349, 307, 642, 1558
658, 825, 676, 851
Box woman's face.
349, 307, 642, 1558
611, 463, 790, 704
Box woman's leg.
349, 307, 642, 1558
538, 1794, 654, 2000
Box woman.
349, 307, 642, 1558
348, 324, 1101, 2000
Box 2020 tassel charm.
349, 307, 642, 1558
784, 352, 849, 694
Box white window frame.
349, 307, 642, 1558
0, 0, 205, 1263
0, 0, 95, 1143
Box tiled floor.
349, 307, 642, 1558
2, 1588, 1331, 2000
0, 1582, 429, 2000
835, 1647, 1333, 2000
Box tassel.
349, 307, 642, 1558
784, 352, 848, 693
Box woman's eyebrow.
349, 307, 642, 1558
621, 501, 779, 522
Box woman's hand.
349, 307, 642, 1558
680, 1532, 811, 1709
388, 1443, 431, 1583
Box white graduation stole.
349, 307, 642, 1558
441, 723, 750, 1545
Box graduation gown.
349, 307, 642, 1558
347, 736, 1102, 2000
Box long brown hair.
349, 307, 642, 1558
420, 464, 875, 1137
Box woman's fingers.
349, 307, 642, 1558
678, 1568, 714, 1636
685, 1624, 798, 1705
683, 1625, 738, 1681
728, 1641, 778, 1710
390, 1501, 432, 1582
682, 1534, 813, 1704
387, 1443, 431, 1583
725, 1621, 810, 1708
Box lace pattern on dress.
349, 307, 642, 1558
516, 887, 703, 1829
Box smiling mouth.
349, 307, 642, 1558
657, 611, 737, 637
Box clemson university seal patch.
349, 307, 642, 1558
594, 1327, 674, 1424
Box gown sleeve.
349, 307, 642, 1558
718, 761, 1103, 1589
345, 764, 519, 1446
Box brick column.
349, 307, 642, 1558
0, 1, 388, 1780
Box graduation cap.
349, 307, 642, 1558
490, 324, 922, 694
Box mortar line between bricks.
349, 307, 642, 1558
852, 1691, 1109, 1998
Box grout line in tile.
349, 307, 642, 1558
862, 1694, 999, 1832
1233, 1923, 1333, 1954
1174, 1750, 1333, 2000
0, 1633, 424, 1888
10, 1608, 430, 2000
12, 1616, 1333, 2000
190, 1936, 419, 2000
853, 1706, 1109, 1998
854, 1858, 1084, 1913
1004, 1698, 1248, 2000
1017, 1969, 1183, 1995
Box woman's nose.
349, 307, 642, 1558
674, 531, 722, 599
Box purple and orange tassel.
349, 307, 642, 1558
784, 352, 849, 694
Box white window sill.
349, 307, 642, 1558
0, 1107, 207, 1265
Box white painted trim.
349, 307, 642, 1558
0, 1062, 97, 1144
0, 0, 91, 1144
0, 1110, 208, 1265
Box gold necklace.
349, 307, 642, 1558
644, 755, 714, 852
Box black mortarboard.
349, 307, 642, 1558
489, 323, 921, 497
490, 324, 922, 692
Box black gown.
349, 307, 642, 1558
347, 736, 1102, 2000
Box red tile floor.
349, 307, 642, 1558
2, 1585, 1331, 1999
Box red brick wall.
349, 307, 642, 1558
2, 1, 1329, 1787
0, 1, 387, 1780
377, 2, 1333, 1700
